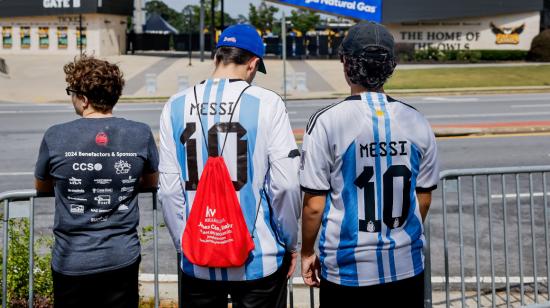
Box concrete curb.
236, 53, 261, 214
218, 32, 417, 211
433, 125, 550, 137
115, 86, 550, 103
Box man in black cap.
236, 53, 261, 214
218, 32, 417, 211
299, 21, 439, 307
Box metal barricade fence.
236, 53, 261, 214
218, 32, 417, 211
425, 166, 550, 307
0, 189, 160, 308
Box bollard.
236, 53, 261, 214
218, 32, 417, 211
177, 75, 189, 92
145, 73, 157, 95
295, 72, 308, 92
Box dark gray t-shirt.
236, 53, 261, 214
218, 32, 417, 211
35, 117, 159, 275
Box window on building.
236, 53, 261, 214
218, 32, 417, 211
2, 26, 12, 49
57, 27, 68, 49
76, 27, 87, 49
20, 26, 31, 49
39, 27, 49, 49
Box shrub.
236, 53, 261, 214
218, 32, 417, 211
527, 29, 550, 62
0, 218, 54, 307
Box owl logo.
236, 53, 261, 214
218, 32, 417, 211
490, 22, 524, 45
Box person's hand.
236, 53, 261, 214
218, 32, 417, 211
301, 252, 321, 287
287, 251, 298, 278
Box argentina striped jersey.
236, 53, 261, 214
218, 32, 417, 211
299, 92, 439, 287
158, 79, 301, 281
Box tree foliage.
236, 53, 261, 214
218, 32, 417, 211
248, 1, 279, 34
182, 0, 236, 33
145, 0, 185, 32
289, 9, 321, 34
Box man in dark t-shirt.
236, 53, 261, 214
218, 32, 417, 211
35, 56, 159, 308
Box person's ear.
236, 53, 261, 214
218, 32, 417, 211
249, 57, 260, 73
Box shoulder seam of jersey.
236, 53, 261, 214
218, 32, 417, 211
387, 95, 418, 112
306, 99, 349, 135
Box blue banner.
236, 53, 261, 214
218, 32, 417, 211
270, 0, 382, 22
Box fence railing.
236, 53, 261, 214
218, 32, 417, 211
0, 189, 160, 308
3, 165, 550, 308
427, 165, 550, 307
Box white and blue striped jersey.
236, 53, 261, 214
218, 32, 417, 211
299, 92, 439, 287
158, 78, 301, 281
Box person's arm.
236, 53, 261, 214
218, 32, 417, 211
298, 112, 332, 287
417, 191, 432, 222
301, 193, 326, 287
157, 100, 187, 252
266, 97, 301, 278
140, 129, 160, 191
34, 133, 54, 195
35, 178, 54, 195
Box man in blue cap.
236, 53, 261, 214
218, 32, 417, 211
158, 24, 301, 307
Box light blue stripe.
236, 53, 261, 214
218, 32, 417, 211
378, 93, 398, 281
215, 79, 226, 154
201, 80, 213, 164
337, 142, 359, 286
239, 93, 265, 280
364, 92, 385, 284
407, 144, 425, 274
261, 189, 286, 267
319, 195, 331, 280
171, 95, 195, 276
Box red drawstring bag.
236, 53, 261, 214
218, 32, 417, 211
182, 156, 254, 267
181, 84, 255, 268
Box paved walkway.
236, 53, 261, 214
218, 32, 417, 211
138, 276, 550, 307
1, 54, 549, 104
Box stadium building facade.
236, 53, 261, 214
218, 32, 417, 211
0, 0, 134, 56
271, 0, 545, 50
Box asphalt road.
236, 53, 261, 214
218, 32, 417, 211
1, 92, 550, 279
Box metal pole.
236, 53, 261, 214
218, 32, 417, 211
487, 176, 496, 308
153, 192, 159, 308
177, 253, 183, 308
457, 177, 465, 307
79, 14, 83, 56
502, 175, 511, 306
28, 197, 35, 308
529, 174, 538, 303
2, 200, 9, 308
472, 176, 481, 306
200, 0, 205, 62
210, 0, 215, 59
543, 173, 550, 302
282, 12, 287, 102
423, 214, 432, 308
220, 0, 224, 30
516, 174, 525, 305
288, 278, 294, 308
442, 179, 450, 307
188, 11, 192, 67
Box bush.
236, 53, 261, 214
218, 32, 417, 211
480, 50, 528, 61
528, 29, 550, 62
407, 49, 526, 63
0, 218, 54, 307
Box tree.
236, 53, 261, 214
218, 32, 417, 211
145, 0, 185, 32
248, 1, 279, 34
184, 0, 236, 32
289, 9, 321, 34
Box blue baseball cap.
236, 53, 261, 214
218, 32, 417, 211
216, 24, 267, 74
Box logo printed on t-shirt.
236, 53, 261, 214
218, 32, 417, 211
72, 163, 103, 172
69, 177, 82, 185
94, 195, 111, 205
95, 132, 109, 146
70, 204, 84, 214
114, 160, 131, 174
94, 178, 112, 185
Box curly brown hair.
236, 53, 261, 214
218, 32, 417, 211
64, 55, 125, 112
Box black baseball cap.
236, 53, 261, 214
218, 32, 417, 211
340, 21, 395, 57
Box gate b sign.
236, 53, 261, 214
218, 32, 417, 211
270, 0, 382, 22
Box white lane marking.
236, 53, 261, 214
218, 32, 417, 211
426, 111, 550, 119
138, 273, 548, 285
0, 107, 163, 114
0, 172, 33, 176
511, 104, 550, 108
423, 97, 480, 102
491, 192, 550, 199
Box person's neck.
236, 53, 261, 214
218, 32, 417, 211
350, 84, 384, 96
83, 109, 113, 118
211, 65, 248, 82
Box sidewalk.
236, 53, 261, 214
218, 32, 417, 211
138, 275, 549, 307
1, 54, 550, 103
